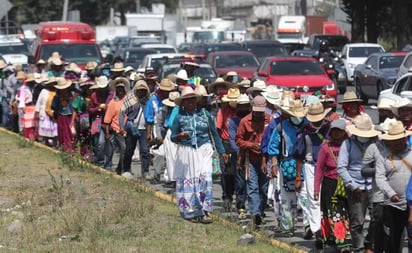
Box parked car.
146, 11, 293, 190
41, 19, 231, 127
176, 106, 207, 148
239, 40, 287, 63
138, 53, 185, 72
340, 43, 385, 85
188, 42, 245, 59
141, 44, 178, 54
354, 52, 407, 104
378, 72, 412, 106
255, 56, 337, 107
156, 62, 217, 85
116, 47, 157, 69
397, 50, 412, 78
207, 51, 260, 79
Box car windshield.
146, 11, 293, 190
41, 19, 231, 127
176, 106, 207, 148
40, 44, 101, 64
124, 51, 154, 63
193, 31, 225, 43
379, 55, 405, 69
160, 64, 217, 83
214, 54, 259, 68
270, 60, 324, 75
150, 47, 176, 54
313, 37, 349, 51
277, 33, 302, 39
348, 47, 384, 57
247, 45, 287, 58
0, 44, 28, 55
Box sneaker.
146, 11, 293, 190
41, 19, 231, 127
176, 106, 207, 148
143, 172, 153, 180
303, 226, 313, 240
254, 214, 262, 226
199, 215, 213, 224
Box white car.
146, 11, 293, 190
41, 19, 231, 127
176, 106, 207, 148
141, 44, 178, 54
397, 51, 412, 78
378, 72, 412, 105
341, 43, 385, 84
138, 53, 185, 72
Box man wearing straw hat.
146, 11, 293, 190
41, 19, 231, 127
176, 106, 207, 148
337, 114, 380, 253
293, 102, 331, 243
391, 97, 412, 145
375, 120, 412, 252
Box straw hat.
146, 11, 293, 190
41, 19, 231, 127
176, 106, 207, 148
110, 62, 125, 72
25, 73, 36, 83
45, 77, 57, 86
380, 120, 412, 140
246, 80, 267, 93
124, 66, 134, 73
50, 57, 63, 66
90, 76, 109, 89
176, 69, 189, 81
36, 59, 46, 65
238, 79, 251, 88
16, 71, 25, 80
390, 97, 412, 116
281, 99, 305, 118
347, 114, 380, 138
237, 93, 250, 105
305, 102, 331, 122
85, 61, 98, 70
223, 71, 240, 82
338, 91, 362, 104
370, 98, 394, 110
222, 88, 240, 102
54, 77, 72, 90
174, 86, 201, 106
280, 90, 296, 109
66, 63, 81, 74
195, 84, 212, 97
162, 91, 180, 107
134, 80, 150, 92
158, 78, 175, 91
208, 77, 230, 94
0, 60, 6, 69
79, 79, 94, 87
261, 86, 282, 106
375, 117, 397, 133
110, 77, 130, 92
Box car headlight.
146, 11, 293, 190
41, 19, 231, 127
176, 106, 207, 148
326, 83, 335, 90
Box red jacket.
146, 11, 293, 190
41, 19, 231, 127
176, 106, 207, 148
235, 112, 270, 163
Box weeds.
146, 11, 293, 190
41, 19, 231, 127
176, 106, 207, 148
16, 137, 34, 149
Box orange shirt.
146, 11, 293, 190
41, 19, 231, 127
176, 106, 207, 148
103, 97, 125, 133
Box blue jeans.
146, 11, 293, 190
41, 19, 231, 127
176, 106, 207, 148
1, 99, 9, 127
92, 128, 106, 167
247, 160, 268, 216
105, 132, 126, 173
124, 129, 150, 174
234, 153, 247, 209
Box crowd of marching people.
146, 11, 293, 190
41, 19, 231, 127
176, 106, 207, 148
2, 52, 412, 252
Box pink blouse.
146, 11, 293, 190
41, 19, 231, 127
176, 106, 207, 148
314, 140, 340, 193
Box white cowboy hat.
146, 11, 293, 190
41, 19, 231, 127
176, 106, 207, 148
195, 84, 212, 97
85, 61, 98, 70
237, 78, 251, 88
158, 78, 175, 91
110, 77, 130, 92
375, 117, 397, 133
90, 76, 109, 89
347, 114, 380, 138
370, 98, 395, 110
380, 120, 412, 140
162, 91, 180, 107
338, 91, 362, 104
110, 62, 125, 72
281, 99, 305, 118
390, 97, 412, 116
237, 94, 251, 105
305, 102, 331, 122
208, 77, 230, 94
246, 80, 267, 93
65, 63, 81, 74
261, 86, 282, 106
176, 69, 189, 81
174, 86, 201, 106
54, 77, 73, 90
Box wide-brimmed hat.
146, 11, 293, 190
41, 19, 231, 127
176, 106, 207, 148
158, 78, 175, 91
390, 97, 412, 116
281, 99, 305, 118
16, 71, 25, 80
176, 69, 189, 81
261, 86, 282, 106
338, 91, 362, 104
208, 77, 230, 94
124, 66, 134, 73
44, 77, 57, 86
36, 59, 46, 65
110, 77, 130, 92
162, 91, 180, 107
34, 73, 49, 84
305, 102, 331, 122
381, 120, 412, 140
79, 79, 94, 87
375, 117, 397, 133
90, 76, 109, 89
0, 60, 6, 69
246, 80, 267, 93
195, 84, 212, 97
223, 71, 240, 82
280, 90, 296, 109
54, 77, 72, 90
25, 73, 36, 83
237, 94, 251, 105
347, 114, 380, 138
238, 79, 251, 88
50, 57, 63, 66
222, 88, 240, 102
134, 79, 150, 92
85, 61, 98, 70
174, 86, 201, 106
371, 98, 394, 110
65, 63, 81, 74
110, 62, 125, 72
252, 95, 267, 112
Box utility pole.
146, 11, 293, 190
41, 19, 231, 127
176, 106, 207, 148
62, 0, 69, 21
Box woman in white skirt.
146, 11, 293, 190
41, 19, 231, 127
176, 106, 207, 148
171, 86, 227, 223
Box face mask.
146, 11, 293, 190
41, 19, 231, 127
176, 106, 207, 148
356, 136, 370, 143
290, 117, 303, 125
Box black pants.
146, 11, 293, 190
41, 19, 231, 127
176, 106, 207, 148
365, 202, 384, 253
220, 140, 235, 201
124, 129, 150, 175
383, 205, 412, 253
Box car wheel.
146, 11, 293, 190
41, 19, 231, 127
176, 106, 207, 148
355, 78, 368, 105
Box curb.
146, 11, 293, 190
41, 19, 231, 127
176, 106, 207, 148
0, 127, 308, 253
